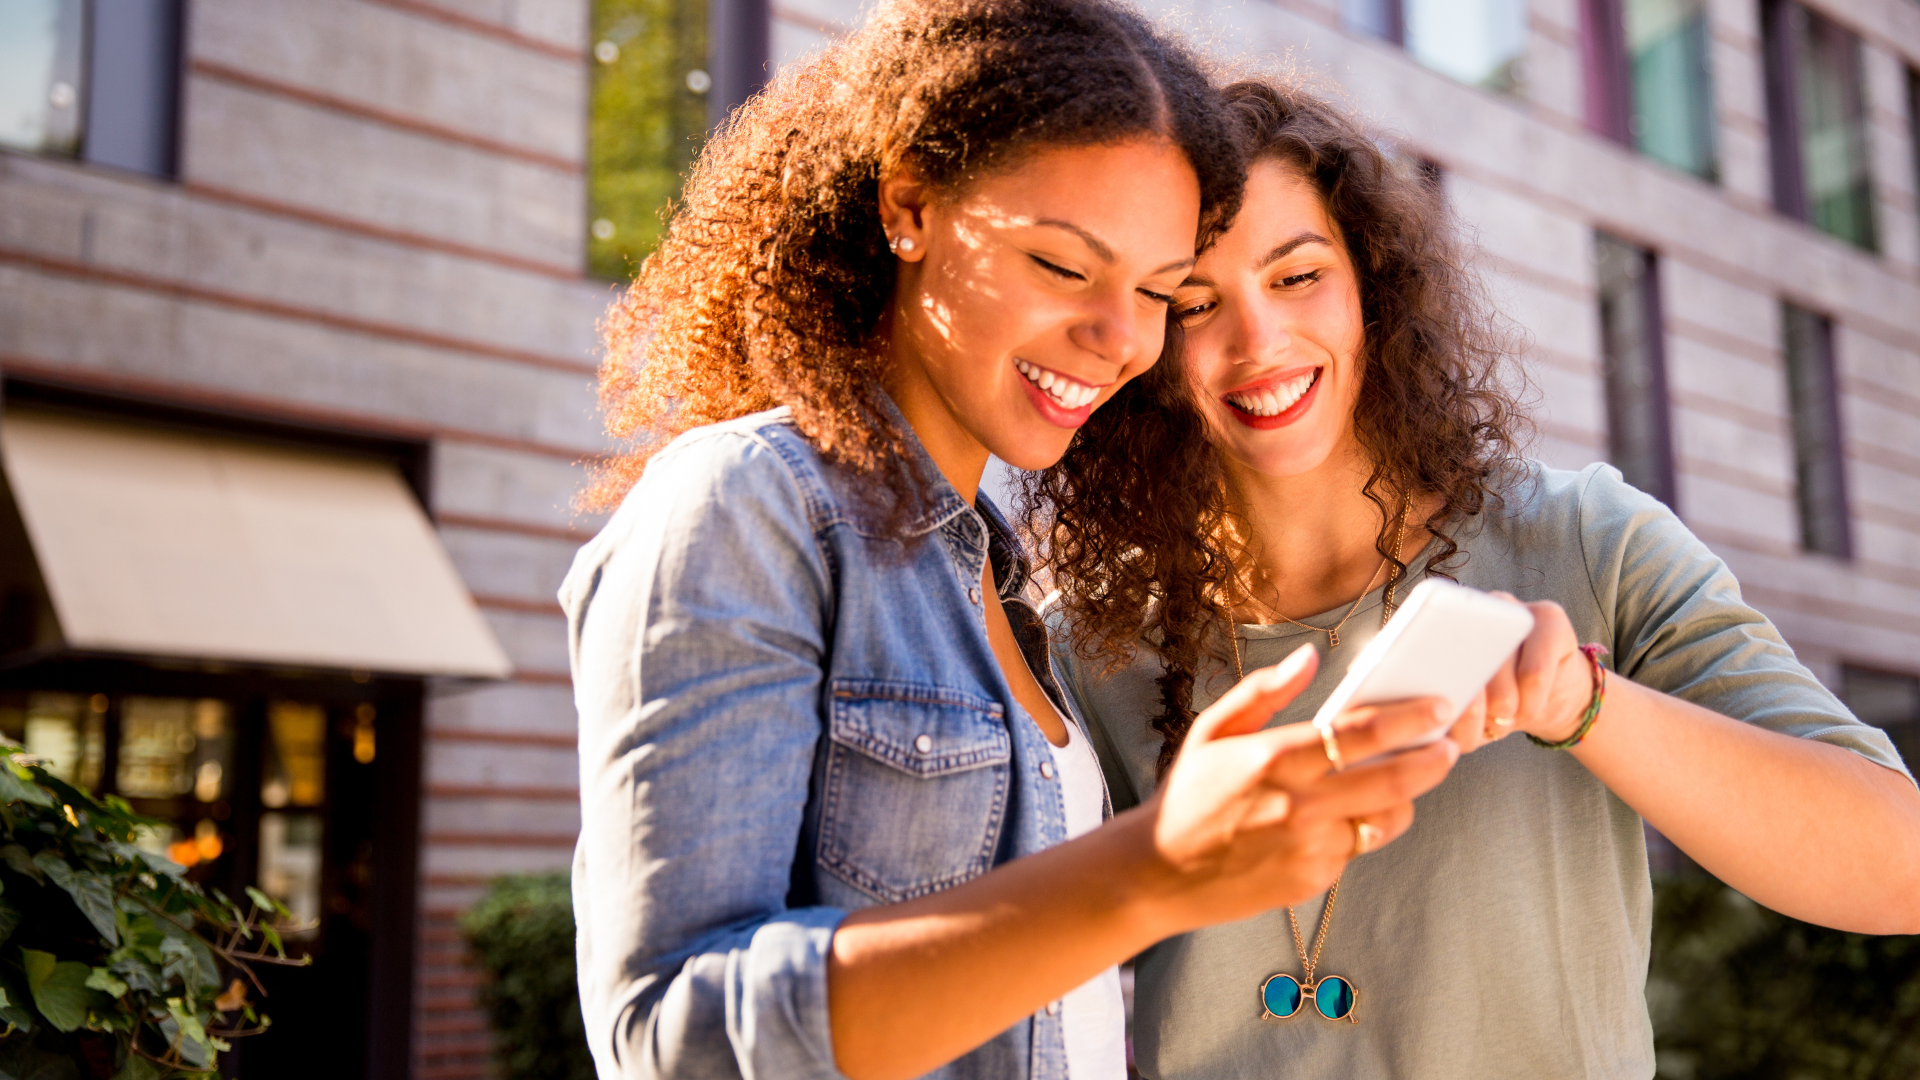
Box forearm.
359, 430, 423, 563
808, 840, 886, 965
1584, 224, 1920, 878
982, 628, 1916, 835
1571, 676, 1920, 932
827, 808, 1173, 1080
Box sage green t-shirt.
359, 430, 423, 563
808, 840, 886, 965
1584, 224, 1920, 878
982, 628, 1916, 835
1048, 463, 1912, 1080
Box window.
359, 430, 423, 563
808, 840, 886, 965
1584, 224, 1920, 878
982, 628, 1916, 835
1841, 666, 1919, 771
1909, 66, 1920, 249
1762, 0, 1876, 250
1343, 0, 1529, 93
0, 0, 85, 157
1595, 233, 1677, 506
1582, 0, 1717, 180
0, 0, 182, 178
1780, 303, 1852, 557
588, 0, 711, 279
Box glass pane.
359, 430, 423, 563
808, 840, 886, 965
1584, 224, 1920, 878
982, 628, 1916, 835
1404, 0, 1528, 93
259, 811, 324, 938
1781, 303, 1851, 558
0, 0, 85, 156
588, 0, 711, 279
23, 691, 81, 783
1794, 10, 1875, 250
1342, 0, 1401, 43
1624, 0, 1715, 179
264, 701, 326, 808
118, 695, 196, 798
1595, 234, 1674, 506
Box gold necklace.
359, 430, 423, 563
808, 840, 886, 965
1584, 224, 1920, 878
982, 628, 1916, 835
1238, 500, 1412, 649
1231, 497, 1413, 1025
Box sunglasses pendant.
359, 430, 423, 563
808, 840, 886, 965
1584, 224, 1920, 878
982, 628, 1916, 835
1260, 972, 1359, 1023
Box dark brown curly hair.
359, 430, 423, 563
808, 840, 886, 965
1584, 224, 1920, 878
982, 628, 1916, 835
584, 0, 1246, 514
1029, 77, 1530, 777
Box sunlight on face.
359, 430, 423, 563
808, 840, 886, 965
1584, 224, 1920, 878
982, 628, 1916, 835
1170, 159, 1366, 479
885, 139, 1202, 472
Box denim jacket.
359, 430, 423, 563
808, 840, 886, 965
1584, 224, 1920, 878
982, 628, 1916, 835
563, 404, 1098, 1080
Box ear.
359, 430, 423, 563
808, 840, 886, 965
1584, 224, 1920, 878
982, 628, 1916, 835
877, 165, 931, 263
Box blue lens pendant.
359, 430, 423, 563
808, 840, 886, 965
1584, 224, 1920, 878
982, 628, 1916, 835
1260, 973, 1303, 1019
1312, 976, 1356, 1021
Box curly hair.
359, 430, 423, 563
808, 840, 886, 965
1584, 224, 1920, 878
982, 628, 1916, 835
584, 0, 1246, 515
1029, 77, 1530, 776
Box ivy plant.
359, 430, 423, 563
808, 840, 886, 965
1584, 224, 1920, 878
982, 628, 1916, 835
0, 741, 304, 1079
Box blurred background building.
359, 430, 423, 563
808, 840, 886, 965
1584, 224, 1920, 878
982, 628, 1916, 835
0, 0, 1915, 1076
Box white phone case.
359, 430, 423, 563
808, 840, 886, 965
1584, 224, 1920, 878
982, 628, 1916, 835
1308, 578, 1536, 745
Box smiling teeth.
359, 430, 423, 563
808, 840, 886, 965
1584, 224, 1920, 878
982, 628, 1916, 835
1226, 370, 1318, 417
1015, 359, 1098, 410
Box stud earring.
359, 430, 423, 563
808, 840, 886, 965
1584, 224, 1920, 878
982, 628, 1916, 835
896, 236, 917, 253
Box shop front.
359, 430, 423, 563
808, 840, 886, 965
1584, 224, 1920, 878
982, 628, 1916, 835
0, 383, 509, 1079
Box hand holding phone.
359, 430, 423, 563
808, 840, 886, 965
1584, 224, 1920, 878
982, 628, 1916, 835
1309, 579, 1535, 748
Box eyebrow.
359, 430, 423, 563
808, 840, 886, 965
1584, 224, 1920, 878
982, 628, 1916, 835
1033, 218, 1194, 275
1257, 231, 1336, 269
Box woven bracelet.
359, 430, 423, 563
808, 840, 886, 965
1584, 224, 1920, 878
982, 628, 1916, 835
1528, 643, 1610, 750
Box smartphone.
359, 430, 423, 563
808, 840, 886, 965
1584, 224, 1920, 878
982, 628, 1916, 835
1308, 578, 1536, 747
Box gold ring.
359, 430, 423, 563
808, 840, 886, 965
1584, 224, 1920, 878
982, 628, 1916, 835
1317, 721, 1346, 773
1352, 819, 1383, 856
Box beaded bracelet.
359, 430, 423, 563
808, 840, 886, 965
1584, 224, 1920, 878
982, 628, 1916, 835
1528, 643, 1610, 750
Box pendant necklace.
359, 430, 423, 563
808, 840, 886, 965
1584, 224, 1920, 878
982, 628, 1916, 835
1230, 499, 1413, 1025
1242, 501, 1412, 649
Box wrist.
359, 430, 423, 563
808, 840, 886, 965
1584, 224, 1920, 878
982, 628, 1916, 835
1528, 643, 1609, 750
1101, 801, 1203, 943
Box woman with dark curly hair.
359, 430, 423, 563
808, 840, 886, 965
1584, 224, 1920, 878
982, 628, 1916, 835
1039, 78, 1920, 1077
562, 9, 1463, 1080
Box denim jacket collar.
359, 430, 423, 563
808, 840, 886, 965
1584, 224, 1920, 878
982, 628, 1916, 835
866, 391, 1036, 602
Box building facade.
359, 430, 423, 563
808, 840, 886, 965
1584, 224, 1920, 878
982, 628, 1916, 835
2, 0, 1916, 1077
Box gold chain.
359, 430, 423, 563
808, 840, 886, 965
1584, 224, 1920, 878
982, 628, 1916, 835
1241, 500, 1412, 649
1226, 496, 1412, 985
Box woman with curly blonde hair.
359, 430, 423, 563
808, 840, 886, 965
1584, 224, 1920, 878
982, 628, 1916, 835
1039, 77, 1920, 1078
562, 7, 1463, 1080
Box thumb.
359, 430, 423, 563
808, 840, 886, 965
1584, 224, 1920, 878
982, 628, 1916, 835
1188, 643, 1319, 745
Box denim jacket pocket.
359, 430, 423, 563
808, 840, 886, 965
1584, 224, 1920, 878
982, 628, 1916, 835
819, 679, 1013, 903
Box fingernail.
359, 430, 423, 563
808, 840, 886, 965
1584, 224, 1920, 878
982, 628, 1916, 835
1276, 644, 1316, 678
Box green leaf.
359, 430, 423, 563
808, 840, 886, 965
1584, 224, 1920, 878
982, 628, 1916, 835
110, 1052, 164, 1080
35, 853, 119, 946
0, 844, 43, 883
84, 966, 128, 997
159, 1002, 211, 1069
22, 948, 98, 1032
0, 896, 19, 947
158, 928, 219, 994
0, 762, 54, 807
0, 969, 35, 1034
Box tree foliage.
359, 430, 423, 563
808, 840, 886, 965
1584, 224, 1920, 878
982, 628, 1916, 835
587, 0, 709, 280
0, 742, 302, 1079
1650, 874, 1920, 1079
460, 872, 593, 1080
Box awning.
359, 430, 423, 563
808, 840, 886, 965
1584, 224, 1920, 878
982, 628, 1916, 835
0, 407, 512, 679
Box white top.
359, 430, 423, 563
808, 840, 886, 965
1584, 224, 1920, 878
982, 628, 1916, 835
1049, 719, 1128, 1079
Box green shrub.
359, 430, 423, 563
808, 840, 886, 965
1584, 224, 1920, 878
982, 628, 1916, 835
461, 872, 593, 1080
1650, 874, 1920, 1079
0, 743, 298, 1079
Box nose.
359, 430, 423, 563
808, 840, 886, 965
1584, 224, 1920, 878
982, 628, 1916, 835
1066, 287, 1147, 369
1229, 296, 1292, 365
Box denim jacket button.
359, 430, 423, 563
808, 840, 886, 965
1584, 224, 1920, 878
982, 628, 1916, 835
914, 734, 933, 754
1039, 760, 1055, 780
967, 586, 982, 606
